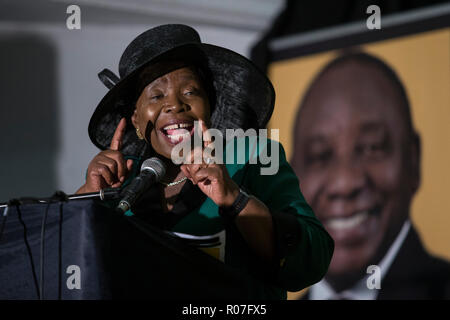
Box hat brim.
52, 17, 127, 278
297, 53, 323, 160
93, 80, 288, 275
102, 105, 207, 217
88, 42, 275, 157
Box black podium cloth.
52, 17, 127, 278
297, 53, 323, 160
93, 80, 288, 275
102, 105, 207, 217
0, 199, 254, 299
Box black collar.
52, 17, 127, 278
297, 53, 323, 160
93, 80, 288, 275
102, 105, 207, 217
131, 179, 206, 230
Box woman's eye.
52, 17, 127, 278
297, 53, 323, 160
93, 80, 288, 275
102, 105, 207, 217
184, 87, 199, 96
150, 94, 163, 100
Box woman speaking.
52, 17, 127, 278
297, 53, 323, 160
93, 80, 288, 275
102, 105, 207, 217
76, 24, 333, 299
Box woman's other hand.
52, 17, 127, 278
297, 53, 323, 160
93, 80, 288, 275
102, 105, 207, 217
180, 120, 240, 207
180, 120, 274, 261
76, 118, 134, 194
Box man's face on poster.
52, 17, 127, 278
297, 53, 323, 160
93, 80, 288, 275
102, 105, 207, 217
291, 59, 420, 283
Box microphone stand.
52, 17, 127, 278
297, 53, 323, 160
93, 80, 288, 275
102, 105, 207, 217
0, 188, 122, 209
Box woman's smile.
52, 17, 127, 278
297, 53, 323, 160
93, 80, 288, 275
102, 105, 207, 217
159, 118, 195, 145
132, 66, 211, 160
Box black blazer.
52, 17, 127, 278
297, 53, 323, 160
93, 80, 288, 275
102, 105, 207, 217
302, 226, 450, 300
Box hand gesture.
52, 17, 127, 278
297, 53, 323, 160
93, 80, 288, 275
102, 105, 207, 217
180, 120, 239, 207
77, 118, 134, 193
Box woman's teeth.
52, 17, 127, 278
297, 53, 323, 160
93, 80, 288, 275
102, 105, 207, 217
326, 211, 369, 231
162, 123, 193, 143
167, 131, 191, 142
163, 123, 192, 130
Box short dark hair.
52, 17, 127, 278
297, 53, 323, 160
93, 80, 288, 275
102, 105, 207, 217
297, 51, 415, 136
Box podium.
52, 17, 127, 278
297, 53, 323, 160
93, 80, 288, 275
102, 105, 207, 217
0, 199, 254, 299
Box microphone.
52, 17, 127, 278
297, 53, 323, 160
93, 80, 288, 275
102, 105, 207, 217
116, 157, 166, 214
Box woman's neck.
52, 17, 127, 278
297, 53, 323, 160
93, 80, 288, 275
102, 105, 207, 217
161, 157, 184, 183
159, 156, 186, 212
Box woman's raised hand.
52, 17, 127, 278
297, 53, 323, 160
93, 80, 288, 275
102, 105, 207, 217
180, 120, 240, 207
76, 118, 134, 194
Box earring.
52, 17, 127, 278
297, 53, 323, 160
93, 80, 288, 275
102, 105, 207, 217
136, 127, 144, 140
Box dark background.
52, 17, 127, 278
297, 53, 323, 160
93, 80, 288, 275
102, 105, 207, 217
250, 0, 449, 71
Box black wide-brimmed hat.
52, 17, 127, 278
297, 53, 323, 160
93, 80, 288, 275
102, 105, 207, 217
88, 24, 275, 157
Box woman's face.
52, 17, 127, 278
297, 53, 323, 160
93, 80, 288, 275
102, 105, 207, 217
132, 66, 211, 160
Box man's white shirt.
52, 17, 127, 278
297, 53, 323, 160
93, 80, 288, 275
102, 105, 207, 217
309, 220, 411, 300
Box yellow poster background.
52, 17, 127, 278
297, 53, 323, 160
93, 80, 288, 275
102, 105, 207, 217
268, 28, 450, 299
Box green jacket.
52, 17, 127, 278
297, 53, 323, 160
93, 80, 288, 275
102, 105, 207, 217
118, 137, 334, 299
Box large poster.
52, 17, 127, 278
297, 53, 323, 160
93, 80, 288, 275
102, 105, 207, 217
268, 10, 450, 299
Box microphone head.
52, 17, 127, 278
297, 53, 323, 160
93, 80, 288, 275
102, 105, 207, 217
140, 157, 166, 181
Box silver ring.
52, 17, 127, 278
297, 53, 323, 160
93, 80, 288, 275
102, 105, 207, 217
205, 157, 213, 165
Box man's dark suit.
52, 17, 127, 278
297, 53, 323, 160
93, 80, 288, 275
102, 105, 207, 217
302, 226, 450, 300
